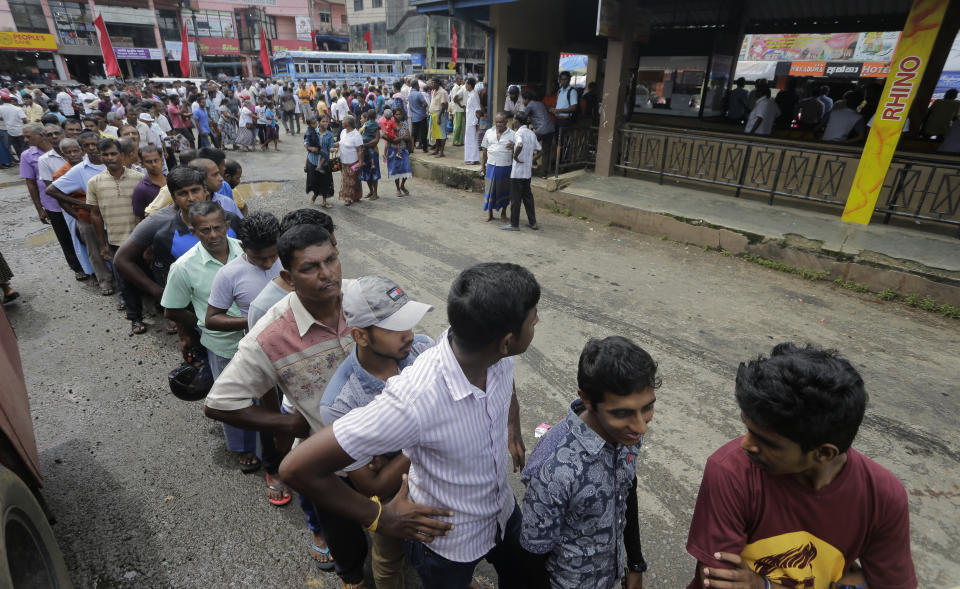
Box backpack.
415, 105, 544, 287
281, 94, 296, 113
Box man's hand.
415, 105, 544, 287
367, 455, 390, 473
177, 330, 193, 363
37, 209, 49, 224
99, 244, 111, 261
624, 571, 643, 589
701, 553, 766, 589
508, 426, 526, 473
377, 474, 454, 542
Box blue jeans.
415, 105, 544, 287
206, 349, 257, 453
402, 501, 527, 589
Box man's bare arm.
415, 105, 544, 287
204, 304, 248, 332
115, 239, 163, 299
204, 405, 309, 437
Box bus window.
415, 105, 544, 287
295, 61, 308, 74
344, 63, 358, 74
326, 63, 342, 73
376, 63, 394, 74
310, 62, 323, 74
360, 63, 376, 74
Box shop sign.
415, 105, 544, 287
843, 0, 948, 226
860, 62, 891, 77
271, 39, 316, 52
745, 32, 900, 63
220, 0, 278, 5
788, 61, 825, 76
164, 40, 197, 61
824, 62, 862, 77
197, 37, 242, 55
0, 32, 58, 52
114, 47, 163, 60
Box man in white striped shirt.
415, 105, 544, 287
281, 263, 539, 588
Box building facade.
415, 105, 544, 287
0, 0, 349, 82
346, 0, 485, 74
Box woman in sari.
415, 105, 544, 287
236, 101, 255, 152
336, 115, 364, 206
305, 114, 336, 209
385, 108, 412, 196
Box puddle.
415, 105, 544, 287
27, 230, 57, 246
233, 181, 284, 202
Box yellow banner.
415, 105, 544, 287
0, 32, 58, 52
841, 0, 948, 225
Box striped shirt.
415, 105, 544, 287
333, 328, 516, 563
85, 167, 144, 245
204, 287, 354, 435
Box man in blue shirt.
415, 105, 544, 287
319, 275, 434, 589
521, 336, 654, 589
193, 95, 211, 149
407, 84, 429, 153
551, 71, 579, 129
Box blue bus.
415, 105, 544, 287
272, 51, 416, 85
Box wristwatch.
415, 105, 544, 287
627, 559, 648, 573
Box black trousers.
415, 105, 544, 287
510, 178, 536, 227
412, 118, 429, 152
109, 243, 144, 322
9, 135, 25, 157
45, 209, 83, 273
313, 479, 368, 584
536, 132, 555, 178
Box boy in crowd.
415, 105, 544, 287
319, 276, 435, 589
501, 114, 541, 232
687, 343, 916, 589
204, 225, 366, 586
279, 262, 535, 589
521, 336, 654, 589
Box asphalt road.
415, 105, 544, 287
0, 136, 957, 588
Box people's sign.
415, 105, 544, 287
842, 0, 948, 225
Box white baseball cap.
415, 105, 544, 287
342, 276, 433, 331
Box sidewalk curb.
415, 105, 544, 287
410, 155, 960, 307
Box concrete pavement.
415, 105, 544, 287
0, 135, 957, 587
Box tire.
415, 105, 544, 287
0, 466, 72, 588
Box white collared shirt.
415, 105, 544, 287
511, 126, 540, 179
481, 127, 516, 167
333, 328, 516, 563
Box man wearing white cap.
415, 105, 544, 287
319, 276, 434, 589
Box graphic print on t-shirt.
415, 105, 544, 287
741, 531, 845, 589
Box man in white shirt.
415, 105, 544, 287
463, 78, 482, 165
279, 262, 536, 589
449, 76, 466, 146
745, 87, 779, 136
56, 89, 75, 118
0, 96, 27, 156
79, 87, 98, 115
501, 114, 541, 232
480, 112, 516, 222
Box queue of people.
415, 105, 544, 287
3, 74, 919, 589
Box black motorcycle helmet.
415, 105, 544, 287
168, 360, 213, 401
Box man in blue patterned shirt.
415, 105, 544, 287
520, 336, 657, 589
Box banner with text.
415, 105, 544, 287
842, 0, 949, 225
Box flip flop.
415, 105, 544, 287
311, 543, 336, 571
239, 453, 261, 474
75, 271, 90, 281
100, 288, 115, 296
130, 321, 147, 335
321, 202, 333, 209
2, 291, 20, 304
265, 473, 292, 507
499, 225, 520, 231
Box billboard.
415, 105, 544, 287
743, 32, 901, 63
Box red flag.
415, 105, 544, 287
93, 14, 121, 78
451, 25, 458, 64
364, 29, 372, 53
311, 30, 318, 51
259, 26, 272, 76
179, 22, 190, 77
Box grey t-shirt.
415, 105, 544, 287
246, 279, 291, 329
208, 255, 282, 317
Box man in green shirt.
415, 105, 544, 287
161, 200, 258, 471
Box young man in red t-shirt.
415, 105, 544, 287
686, 343, 916, 589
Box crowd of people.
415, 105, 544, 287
0, 75, 919, 589
732, 76, 960, 151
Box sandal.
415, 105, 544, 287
2, 291, 20, 305
100, 287, 115, 296
265, 473, 292, 507
130, 321, 147, 335
75, 271, 90, 281
238, 452, 261, 473
165, 320, 178, 335
117, 300, 126, 312
311, 543, 336, 571
321, 202, 333, 209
